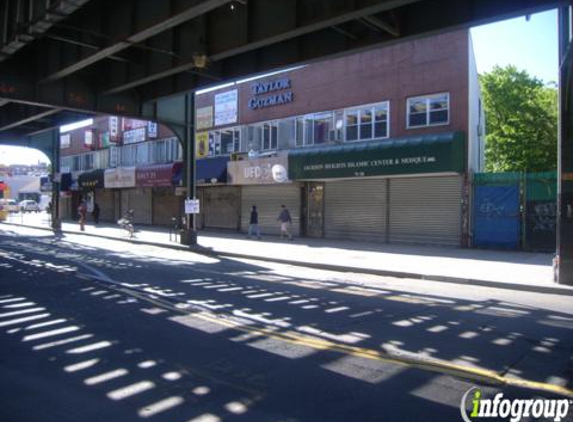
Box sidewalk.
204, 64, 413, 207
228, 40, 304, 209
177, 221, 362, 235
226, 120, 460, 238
3, 213, 571, 295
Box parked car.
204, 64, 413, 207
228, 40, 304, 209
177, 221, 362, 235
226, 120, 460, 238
19, 200, 40, 213
0, 199, 18, 213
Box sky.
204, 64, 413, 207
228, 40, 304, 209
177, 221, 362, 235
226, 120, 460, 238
0, 8, 560, 166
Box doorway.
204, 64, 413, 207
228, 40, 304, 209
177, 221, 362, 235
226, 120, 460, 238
306, 182, 325, 238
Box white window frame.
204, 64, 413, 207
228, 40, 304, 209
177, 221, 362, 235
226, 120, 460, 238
406, 92, 450, 129
343, 101, 390, 142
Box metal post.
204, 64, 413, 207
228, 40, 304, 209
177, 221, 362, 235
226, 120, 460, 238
50, 128, 61, 230
557, 5, 573, 284
180, 92, 197, 245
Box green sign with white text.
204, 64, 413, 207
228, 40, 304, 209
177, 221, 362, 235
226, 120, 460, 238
288, 132, 465, 180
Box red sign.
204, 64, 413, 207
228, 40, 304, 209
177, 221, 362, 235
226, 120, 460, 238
136, 163, 179, 187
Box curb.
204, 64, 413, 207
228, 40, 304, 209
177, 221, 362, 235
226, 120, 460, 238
4, 221, 572, 296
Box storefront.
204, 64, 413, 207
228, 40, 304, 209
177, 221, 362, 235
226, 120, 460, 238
289, 132, 466, 245
228, 155, 301, 236
195, 156, 240, 230
136, 162, 182, 226
78, 169, 105, 221
103, 167, 148, 223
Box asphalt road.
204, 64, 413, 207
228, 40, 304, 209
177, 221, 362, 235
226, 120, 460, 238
0, 225, 572, 422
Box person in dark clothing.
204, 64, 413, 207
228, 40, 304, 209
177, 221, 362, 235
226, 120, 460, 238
277, 204, 293, 240
92, 202, 100, 225
78, 200, 87, 231
247, 205, 261, 239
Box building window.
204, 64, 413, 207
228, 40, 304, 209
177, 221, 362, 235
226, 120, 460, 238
344, 102, 389, 142
407, 93, 449, 128
205, 128, 240, 156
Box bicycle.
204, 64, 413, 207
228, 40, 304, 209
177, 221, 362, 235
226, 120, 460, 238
118, 209, 135, 238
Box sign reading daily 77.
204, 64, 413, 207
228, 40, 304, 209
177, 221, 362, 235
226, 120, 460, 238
288, 132, 465, 180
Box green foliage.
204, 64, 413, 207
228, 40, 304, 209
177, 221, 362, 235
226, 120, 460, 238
480, 65, 558, 172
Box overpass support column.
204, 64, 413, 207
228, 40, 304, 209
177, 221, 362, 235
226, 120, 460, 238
50, 128, 62, 230
143, 92, 196, 245
558, 5, 573, 285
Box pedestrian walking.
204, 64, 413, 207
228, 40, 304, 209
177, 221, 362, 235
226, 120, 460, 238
277, 204, 293, 240
78, 200, 87, 231
92, 202, 100, 225
247, 205, 261, 239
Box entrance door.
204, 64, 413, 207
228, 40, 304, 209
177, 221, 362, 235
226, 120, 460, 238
307, 182, 324, 237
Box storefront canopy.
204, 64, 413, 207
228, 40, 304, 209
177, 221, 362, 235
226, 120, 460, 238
288, 131, 465, 180
78, 169, 105, 189
136, 162, 183, 188
196, 156, 229, 184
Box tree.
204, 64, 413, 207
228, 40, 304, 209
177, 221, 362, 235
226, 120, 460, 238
480, 65, 558, 173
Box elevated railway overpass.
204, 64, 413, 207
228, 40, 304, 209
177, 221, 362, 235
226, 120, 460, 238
0, 0, 571, 283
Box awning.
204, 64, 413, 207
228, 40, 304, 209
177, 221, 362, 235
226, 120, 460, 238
196, 156, 229, 184
288, 131, 465, 180
78, 169, 105, 189
136, 162, 183, 187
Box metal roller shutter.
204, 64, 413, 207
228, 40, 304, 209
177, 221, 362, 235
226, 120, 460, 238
97, 189, 114, 223
121, 188, 152, 225
241, 184, 301, 236
325, 179, 387, 242
203, 186, 241, 230
152, 188, 181, 226
389, 176, 462, 246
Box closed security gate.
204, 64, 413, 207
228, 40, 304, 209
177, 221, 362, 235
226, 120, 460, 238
153, 188, 181, 226
324, 179, 387, 242
389, 176, 462, 246
97, 189, 114, 223
241, 184, 301, 236
202, 186, 241, 230
121, 188, 152, 225
473, 185, 520, 249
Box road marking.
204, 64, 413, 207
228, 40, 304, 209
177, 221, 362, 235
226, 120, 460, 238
75, 266, 573, 399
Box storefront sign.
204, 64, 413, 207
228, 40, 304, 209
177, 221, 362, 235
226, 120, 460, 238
104, 167, 136, 188
84, 130, 93, 148
122, 118, 147, 131
228, 156, 289, 185
123, 128, 146, 145
289, 132, 465, 180
196, 156, 229, 184
147, 121, 158, 138
196, 106, 214, 130
248, 77, 294, 110
79, 169, 105, 189
109, 116, 119, 142
214, 90, 238, 126
136, 163, 181, 188
196, 132, 209, 158
60, 134, 71, 149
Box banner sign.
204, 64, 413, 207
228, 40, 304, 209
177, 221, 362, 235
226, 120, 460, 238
123, 128, 146, 145
60, 134, 71, 149
228, 156, 289, 185
109, 116, 119, 142
196, 132, 209, 158
214, 90, 238, 126
196, 106, 213, 130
